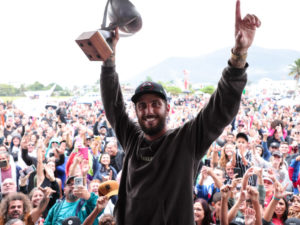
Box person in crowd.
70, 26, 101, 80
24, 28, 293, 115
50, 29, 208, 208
88, 179, 101, 195
288, 194, 300, 219
98, 0, 261, 223
288, 156, 300, 194
233, 132, 255, 185
0, 192, 49, 225
0, 178, 17, 200
104, 141, 124, 173
218, 143, 236, 169
4, 219, 25, 225
93, 153, 117, 182
44, 176, 100, 225
0, 151, 21, 187
263, 182, 289, 225
193, 198, 213, 225
194, 166, 224, 203
211, 192, 222, 224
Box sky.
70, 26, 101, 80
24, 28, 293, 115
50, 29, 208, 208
0, 0, 300, 88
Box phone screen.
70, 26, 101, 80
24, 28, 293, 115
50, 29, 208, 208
78, 147, 89, 160
234, 167, 242, 178
204, 159, 211, 167
74, 177, 83, 187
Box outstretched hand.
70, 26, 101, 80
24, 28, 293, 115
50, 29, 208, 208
234, 0, 261, 54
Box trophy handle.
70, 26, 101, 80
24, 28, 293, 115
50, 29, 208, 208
75, 30, 113, 61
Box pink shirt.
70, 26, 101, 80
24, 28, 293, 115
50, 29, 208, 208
1, 167, 12, 182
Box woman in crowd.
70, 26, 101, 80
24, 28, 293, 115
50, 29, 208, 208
93, 153, 117, 182
194, 198, 213, 225
219, 143, 236, 169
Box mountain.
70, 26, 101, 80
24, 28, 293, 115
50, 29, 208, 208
129, 47, 300, 85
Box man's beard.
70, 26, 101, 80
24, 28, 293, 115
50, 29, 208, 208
138, 115, 166, 136
67, 193, 79, 202
7, 212, 24, 221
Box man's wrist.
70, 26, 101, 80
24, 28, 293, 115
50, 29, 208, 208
230, 48, 247, 68
103, 54, 115, 67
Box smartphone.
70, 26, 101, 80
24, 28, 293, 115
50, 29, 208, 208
20, 165, 36, 177
94, 136, 101, 141
204, 159, 211, 167
0, 160, 8, 168
74, 177, 83, 187
234, 167, 242, 178
78, 147, 89, 160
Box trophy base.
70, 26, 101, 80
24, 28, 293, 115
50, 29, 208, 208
75, 30, 113, 61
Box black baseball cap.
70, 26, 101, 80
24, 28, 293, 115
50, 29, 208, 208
62, 216, 81, 225
270, 142, 280, 148
131, 81, 167, 103
65, 176, 77, 185
236, 132, 248, 142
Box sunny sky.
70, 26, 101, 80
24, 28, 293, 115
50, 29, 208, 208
0, 0, 300, 88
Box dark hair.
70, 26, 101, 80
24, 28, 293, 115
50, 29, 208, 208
99, 214, 116, 225
272, 197, 288, 222
194, 198, 212, 224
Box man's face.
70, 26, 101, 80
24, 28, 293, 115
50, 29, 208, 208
270, 145, 279, 153
1, 179, 16, 194
8, 200, 24, 220
135, 94, 169, 136
236, 137, 248, 150
225, 165, 235, 178
64, 179, 78, 202
226, 134, 234, 143
213, 201, 221, 213
279, 144, 289, 154
105, 142, 118, 156
214, 169, 225, 182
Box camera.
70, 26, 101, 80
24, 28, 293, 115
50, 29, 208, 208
0, 160, 8, 168
20, 165, 36, 177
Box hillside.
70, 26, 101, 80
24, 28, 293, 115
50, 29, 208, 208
129, 47, 300, 85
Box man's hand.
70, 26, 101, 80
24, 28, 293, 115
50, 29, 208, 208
44, 164, 56, 182
244, 207, 256, 225
246, 186, 259, 202
19, 170, 34, 187
95, 196, 109, 214
104, 27, 120, 67
220, 184, 233, 199
39, 186, 56, 199
234, 0, 261, 54
73, 186, 91, 200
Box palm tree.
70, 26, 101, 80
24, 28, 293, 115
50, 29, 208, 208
288, 58, 300, 98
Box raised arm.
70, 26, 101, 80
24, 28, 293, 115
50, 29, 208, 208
231, 0, 261, 68
100, 28, 139, 151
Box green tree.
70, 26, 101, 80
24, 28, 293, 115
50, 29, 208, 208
200, 85, 215, 95
0, 84, 18, 96
26, 81, 45, 91
288, 58, 300, 95
165, 86, 182, 95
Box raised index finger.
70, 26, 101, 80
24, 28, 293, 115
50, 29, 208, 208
236, 0, 242, 22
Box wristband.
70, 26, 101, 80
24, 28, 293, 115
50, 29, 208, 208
273, 196, 280, 201
231, 48, 247, 61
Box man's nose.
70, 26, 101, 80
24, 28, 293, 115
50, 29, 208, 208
145, 105, 154, 114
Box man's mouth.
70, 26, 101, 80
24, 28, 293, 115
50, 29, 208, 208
12, 212, 20, 218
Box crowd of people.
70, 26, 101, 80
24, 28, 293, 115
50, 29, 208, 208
0, 91, 299, 225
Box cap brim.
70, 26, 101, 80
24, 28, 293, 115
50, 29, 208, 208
106, 190, 119, 199
131, 91, 166, 103
65, 176, 77, 184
